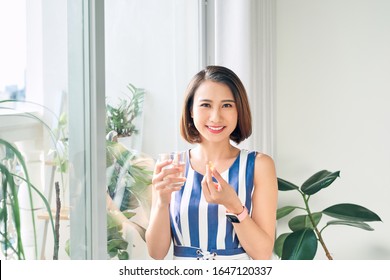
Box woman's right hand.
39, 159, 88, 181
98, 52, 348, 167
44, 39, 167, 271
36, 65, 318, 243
152, 159, 186, 206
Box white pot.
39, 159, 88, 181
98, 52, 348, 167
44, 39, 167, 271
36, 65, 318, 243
117, 136, 133, 150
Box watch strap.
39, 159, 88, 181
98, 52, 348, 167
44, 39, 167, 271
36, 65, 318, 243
226, 206, 248, 223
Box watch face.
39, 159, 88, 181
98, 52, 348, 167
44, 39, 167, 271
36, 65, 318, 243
226, 214, 240, 223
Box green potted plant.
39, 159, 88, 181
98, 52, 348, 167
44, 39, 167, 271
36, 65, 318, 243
0, 137, 56, 260
0, 99, 66, 259
274, 170, 382, 260
105, 83, 152, 259
106, 83, 146, 142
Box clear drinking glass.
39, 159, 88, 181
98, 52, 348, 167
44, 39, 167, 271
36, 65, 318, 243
158, 151, 186, 187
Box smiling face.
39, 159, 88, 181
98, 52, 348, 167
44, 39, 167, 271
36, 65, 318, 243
180, 66, 252, 144
191, 81, 238, 144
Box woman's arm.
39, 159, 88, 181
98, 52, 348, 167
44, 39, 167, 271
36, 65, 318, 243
145, 190, 173, 259
202, 153, 278, 259
231, 154, 278, 259
145, 160, 186, 259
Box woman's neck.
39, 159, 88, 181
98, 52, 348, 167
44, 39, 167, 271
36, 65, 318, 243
193, 141, 239, 161
189, 142, 240, 175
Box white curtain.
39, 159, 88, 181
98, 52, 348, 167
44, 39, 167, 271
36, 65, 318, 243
206, 0, 276, 157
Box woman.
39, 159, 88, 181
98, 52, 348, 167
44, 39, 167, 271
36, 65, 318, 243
146, 66, 277, 260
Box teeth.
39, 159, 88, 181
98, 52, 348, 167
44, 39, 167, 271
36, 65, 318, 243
208, 126, 223, 131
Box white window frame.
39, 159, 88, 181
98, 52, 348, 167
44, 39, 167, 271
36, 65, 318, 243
68, 0, 107, 259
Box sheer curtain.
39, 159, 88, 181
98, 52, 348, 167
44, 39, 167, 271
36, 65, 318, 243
206, 0, 276, 157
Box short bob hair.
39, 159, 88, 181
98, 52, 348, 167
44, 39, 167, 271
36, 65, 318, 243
180, 65, 252, 144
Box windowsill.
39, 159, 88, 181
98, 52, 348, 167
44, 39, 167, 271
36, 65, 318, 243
0, 106, 44, 144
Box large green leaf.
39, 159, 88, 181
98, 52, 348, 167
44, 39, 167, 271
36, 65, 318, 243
326, 220, 374, 231
288, 212, 322, 231
323, 203, 382, 222
301, 170, 340, 195
277, 206, 298, 220
282, 229, 318, 260
273, 233, 290, 258
277, 178, 299, 191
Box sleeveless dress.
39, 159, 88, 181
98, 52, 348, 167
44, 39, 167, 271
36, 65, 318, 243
169, 149, 257, 260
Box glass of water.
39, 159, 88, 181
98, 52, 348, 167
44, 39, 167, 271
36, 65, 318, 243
158, 151, 186, 187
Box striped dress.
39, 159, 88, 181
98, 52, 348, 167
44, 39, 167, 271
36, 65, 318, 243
169, 149, 257, 260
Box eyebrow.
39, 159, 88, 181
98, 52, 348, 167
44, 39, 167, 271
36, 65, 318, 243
198, 98, 235, 103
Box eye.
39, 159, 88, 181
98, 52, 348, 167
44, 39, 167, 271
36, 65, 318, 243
222, 103, 234, 108
200, 103, 211, 107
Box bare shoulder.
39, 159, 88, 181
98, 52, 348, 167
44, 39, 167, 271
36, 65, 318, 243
253, 152, 277, 187
254, 152, 276, 170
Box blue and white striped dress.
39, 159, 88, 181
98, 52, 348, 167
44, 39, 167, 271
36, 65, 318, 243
169, 149, 257, 260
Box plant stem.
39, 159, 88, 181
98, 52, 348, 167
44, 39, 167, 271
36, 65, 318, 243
53, 182, 60, 260
301, 193, 333, 260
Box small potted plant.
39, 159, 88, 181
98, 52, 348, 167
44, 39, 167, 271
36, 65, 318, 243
105, 83, 152, 259
106, 83, 145, 149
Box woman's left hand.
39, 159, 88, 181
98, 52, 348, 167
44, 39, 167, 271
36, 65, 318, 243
201, 163, 243, 213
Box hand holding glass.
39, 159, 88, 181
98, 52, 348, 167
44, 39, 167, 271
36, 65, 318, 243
158, 151, 186, 187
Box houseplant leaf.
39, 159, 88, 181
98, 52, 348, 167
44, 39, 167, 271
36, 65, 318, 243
106, 83, 145, 137
122, 210, 136, 220
301, 170, 340, 195
118, 250, 129, 260
288, 212, 322, 231
326, 220, 374, 231
277, 206, 299, 220
107, 238, 128, 251
1, 164, 24, 259
277, 178, 299, 191
282, 228, 318, 260
273, 233, 290, 258
323, 203, 382, 222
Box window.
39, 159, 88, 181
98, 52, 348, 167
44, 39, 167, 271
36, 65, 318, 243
0, 0, 26, 101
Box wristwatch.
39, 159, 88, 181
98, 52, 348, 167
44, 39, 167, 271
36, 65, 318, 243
226, 206, 248, 223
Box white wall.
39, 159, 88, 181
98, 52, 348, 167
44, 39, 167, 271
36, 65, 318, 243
276, 0, 390, 259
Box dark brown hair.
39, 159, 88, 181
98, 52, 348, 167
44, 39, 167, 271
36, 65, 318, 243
180, 65, 252, 144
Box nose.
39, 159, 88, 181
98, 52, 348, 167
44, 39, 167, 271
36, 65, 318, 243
209, 107, 221, 123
